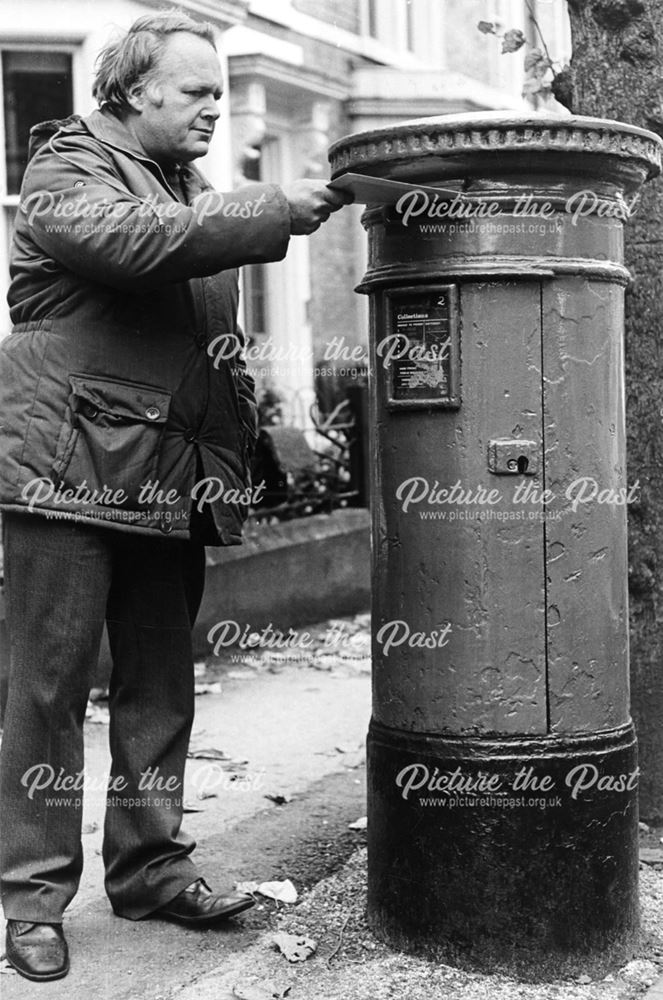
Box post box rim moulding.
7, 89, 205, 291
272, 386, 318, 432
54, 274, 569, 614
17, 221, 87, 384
328, 110, 662, 189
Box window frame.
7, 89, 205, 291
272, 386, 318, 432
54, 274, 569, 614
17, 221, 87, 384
0, 41, 80, 336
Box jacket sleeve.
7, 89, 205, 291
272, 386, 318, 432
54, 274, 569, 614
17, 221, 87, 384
16, 135, 292, 291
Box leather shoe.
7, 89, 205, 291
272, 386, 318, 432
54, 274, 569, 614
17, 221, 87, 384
5, 920, 69, 981
153, 879, 255, 926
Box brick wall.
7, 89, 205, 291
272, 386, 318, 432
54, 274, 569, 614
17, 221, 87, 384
292, 0, 361, 34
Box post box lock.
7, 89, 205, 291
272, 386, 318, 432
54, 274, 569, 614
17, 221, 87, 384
488, 439, 539, 476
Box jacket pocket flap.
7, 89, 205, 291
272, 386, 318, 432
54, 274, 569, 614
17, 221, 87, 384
68, 374, 170, 424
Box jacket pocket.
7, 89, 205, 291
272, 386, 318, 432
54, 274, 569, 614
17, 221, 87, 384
53, 374, 171, 508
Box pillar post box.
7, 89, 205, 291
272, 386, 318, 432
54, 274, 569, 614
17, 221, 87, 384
328, 113, 662, 977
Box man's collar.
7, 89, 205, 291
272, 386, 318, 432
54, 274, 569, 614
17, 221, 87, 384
84, 107, 156, 161
82, 108, 210, 198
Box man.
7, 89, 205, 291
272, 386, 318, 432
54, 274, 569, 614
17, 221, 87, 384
0, 11, 350, 982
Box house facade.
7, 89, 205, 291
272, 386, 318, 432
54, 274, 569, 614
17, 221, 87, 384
0, 0, 571, 426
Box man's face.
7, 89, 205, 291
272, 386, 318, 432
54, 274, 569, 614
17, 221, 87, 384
130, 32, 223, 166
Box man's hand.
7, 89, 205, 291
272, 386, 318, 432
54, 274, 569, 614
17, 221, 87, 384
281, 180, 354, 235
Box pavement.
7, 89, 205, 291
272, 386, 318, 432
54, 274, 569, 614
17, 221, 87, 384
0, 615, 373, 1000
2, 613, 663, 1000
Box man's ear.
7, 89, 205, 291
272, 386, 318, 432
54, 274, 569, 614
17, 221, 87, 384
125, 82, 146, 114
126, 78, 163, 112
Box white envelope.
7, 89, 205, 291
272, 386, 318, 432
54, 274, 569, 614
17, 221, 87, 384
328, 172, 460, 205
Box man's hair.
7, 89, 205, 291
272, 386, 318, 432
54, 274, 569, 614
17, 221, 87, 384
93, 10, 216, 115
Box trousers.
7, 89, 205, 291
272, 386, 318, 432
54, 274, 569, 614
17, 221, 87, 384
0, 512, 206, 921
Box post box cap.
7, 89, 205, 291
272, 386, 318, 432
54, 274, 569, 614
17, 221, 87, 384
329, 111, 662, 190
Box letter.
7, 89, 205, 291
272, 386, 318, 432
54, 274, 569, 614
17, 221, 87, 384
437, 623, 452, 647
222, 200, 242, 219
251, 192, 268, 217
565, 189, 598, 226
207, 333, 242, 367
191, 762, 226, 797
395, 476, 429, 514
323, 336, 343, 362
565, 475, 598, 513
192, 189, 223, 225
395, 189, 431, 227
376, 333, 410, 368
395, 763, 430, 800
565, 762, 599, 800
21, 476, 55, 512
251, 480, 266, 506
21, 763, 55, 799
191, 476, 224, 512
72, 480, 94, 504
21, 189, 56, 226
376, 619, 410, 656
626, 479, 641, 504
207, 619, 241, 655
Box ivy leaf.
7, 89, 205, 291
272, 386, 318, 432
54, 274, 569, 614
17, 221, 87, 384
477, 20, 496, 34
522, 77, 553, 98
502, 28, 526, 53
524, 48, 550, 74
522, 77, 546, 96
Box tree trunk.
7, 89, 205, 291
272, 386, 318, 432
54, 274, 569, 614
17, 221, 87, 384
563, 0, 663, 820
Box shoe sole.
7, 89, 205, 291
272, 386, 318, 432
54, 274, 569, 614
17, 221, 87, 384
5, 954, 70, 982
156, 897, 255, 926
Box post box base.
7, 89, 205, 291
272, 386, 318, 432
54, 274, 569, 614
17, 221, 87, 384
367, 719, 639, 980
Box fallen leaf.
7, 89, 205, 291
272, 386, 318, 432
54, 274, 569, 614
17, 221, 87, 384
183, 802, 205, 813
85, 706, 110, 725
187, 748, 231, 760
233, 982, 290, 1000
194, 682, 223, 695
235, 880, 260, 895
82, 822, 99, 835
258, 879, 298, 904
198, 791, 218, 801
335, 743, 362, 754
264, 793, 292, 806
348, 816, 367, 831
272, 932, 317, 963
233, 981, 291, 999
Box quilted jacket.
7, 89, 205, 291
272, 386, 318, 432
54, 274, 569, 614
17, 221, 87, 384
0, 108, 292, 543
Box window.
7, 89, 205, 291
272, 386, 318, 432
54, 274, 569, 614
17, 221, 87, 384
406, 0, 417, 51
367, 0, 379, 38
0, 48, 74, 335
3, 50, 73, 194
